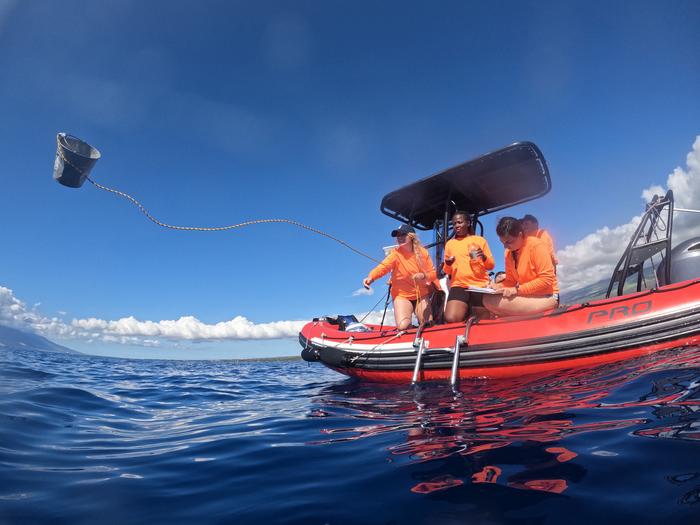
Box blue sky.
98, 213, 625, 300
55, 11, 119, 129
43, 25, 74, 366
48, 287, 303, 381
1, 0, 699, 359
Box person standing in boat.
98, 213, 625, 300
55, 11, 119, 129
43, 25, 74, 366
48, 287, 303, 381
442, 211, 495, 322
521, 214, 559, 271
363, 225, 439, 331
483, 216, 559, 316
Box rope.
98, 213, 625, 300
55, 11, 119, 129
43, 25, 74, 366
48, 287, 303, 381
358, 287, 390, 324
348, 330, 407, 364
56, 137, 379, 263
87, 176, 379, 261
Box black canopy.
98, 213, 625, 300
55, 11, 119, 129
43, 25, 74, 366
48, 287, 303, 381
380, 141, 551, 230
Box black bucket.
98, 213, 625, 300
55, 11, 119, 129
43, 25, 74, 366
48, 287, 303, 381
53, 133, 101, 188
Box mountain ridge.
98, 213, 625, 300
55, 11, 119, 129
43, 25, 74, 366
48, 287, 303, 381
0, 325, 80, 354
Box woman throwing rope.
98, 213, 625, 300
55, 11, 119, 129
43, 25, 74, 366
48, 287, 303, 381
363, 225, 439, 330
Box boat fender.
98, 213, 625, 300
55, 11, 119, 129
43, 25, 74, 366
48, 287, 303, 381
301, 346, 320, 362
319, 346, 348, 368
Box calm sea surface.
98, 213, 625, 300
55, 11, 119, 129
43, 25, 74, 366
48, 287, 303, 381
2, 345, 700, 524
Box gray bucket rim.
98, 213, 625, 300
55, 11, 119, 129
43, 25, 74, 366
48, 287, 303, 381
57, 132, 101, 160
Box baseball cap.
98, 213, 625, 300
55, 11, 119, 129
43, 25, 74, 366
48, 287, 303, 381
391, 224, 416, 237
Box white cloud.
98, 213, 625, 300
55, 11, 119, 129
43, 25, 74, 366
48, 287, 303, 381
558, 136, 700, 293
70, 315, 306, 341
0, 286, 55, 331
354, 309, 393, 325
352, 286, 374, 297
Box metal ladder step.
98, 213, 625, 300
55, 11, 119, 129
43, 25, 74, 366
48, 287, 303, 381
411, 337, 426, 385
450, 316, 477, 388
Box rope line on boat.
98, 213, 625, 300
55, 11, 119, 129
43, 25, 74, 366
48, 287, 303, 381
348, 330, 408, 364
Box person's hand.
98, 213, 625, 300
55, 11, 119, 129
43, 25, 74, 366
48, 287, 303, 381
363, 278, 372, 289
501, 286, 518, 298
469, 248, 485, 261
412, 272, 426, 281
444, 256, 455, 266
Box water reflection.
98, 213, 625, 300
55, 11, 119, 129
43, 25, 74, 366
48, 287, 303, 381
310, 346, 700, 496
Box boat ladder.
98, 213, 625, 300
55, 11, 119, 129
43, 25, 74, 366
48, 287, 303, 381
410, 323, 428, 385
450, 316, 477, 388
411, 317, 477, 386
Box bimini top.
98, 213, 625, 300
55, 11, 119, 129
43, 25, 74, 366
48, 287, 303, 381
380, 141, 551, 230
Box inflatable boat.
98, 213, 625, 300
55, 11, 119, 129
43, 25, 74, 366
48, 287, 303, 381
299, 142, 700, 383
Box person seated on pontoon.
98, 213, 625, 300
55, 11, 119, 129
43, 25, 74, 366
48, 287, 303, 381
483, 217, 559, 317
442, 211, 495, 322
521, 214, 559, 271
363, 224, 439, 330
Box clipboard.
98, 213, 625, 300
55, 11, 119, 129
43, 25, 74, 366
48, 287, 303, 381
466, 286, 500, 294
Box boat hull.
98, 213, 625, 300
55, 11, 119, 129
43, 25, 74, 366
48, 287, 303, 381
299, 280, 700, 383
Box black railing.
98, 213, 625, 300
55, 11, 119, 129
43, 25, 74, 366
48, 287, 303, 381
606, 190, 674, 297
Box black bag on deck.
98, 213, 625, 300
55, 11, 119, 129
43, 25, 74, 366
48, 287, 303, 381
336, 315, 359, 331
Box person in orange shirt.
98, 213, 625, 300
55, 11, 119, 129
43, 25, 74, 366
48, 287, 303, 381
483, 217, 559, 316
363, 224, 439, 330
443, 211, 495, 322
521, 214, 559, 270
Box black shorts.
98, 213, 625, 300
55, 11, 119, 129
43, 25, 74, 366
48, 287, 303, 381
447, 287, 484, 307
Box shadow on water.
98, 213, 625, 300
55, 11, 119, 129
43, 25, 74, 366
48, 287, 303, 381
305, 346, 700, 522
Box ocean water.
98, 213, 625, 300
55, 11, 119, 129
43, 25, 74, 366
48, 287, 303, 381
2, 346, 700, 524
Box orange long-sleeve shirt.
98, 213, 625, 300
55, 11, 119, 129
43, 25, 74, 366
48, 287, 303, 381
502, 236, 559, 296
535, 228, 559, 265
367, 246, 437, 300
442, 235, 495, 288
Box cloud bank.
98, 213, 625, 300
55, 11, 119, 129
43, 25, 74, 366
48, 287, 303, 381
72, 316, 306, 342
557, 136, 700, 293
0, 286, 305, 346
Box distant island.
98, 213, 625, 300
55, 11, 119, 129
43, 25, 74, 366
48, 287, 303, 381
0, 325, 80, 354
227, 355, 301, 362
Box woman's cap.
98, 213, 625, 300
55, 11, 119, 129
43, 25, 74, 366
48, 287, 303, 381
391, 224, 415, 237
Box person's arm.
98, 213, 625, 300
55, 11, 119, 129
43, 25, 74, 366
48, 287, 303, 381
541, 230, 559, 265
499, 250, 519, 288
442, 242, 455, 277
477, 237, 496, 271
365, 252, 396, 286
517, 243, 556, 295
